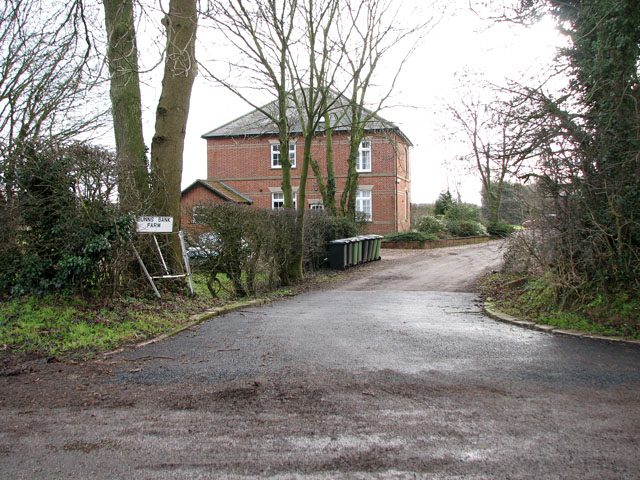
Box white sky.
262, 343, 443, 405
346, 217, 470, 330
139, 2, 566, 206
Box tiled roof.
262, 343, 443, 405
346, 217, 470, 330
182, 180, 253, 204
202, 91, 412, 145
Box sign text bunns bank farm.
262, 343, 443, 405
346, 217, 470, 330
136, 216, 174, 233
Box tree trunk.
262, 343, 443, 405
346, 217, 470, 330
289, 134, 314, 280
150, 0, 197, 269
277, 97, 293, 209
103, 0, 149, 210
341, 130, 362, 221
322, 104, 337, 216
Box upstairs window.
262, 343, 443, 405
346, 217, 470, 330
355, 189, 372, 221
271, 143, 296, 169
356, 139, 371, 172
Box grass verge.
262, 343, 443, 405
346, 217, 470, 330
0, 269, 348, 365
0, 293, 212, 363
479, 272, 640, 339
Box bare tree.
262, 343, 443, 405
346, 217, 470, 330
0, 0, 103, 199
202, 0, 433, 279
203, 0, 341, 280
149, 0, 198, 265
103, 0, 148, 210
286, 0, 343, 278
448, 91, 538, 223
478, 0, 640, 298
102, 0, 197, 269
201, 0, 299, 209
337, 0, 434, 220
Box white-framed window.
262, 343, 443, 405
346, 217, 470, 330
355, 189, 372, 221
272, 191, 297, 209
309, 202, 324, 211
272, 192, 285, 209
191, 205, 205, 224
271, 143, 296, 169
356, 139, 371, 172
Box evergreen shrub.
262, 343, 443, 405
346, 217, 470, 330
383, 231, 439, 243
487, 222, 516, 238
445, 219, 488, 238
415, 215, 447, 236
0, 141, 135, 296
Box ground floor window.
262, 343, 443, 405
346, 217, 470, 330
191, 205, 205, 224
272, 191, 297, 209
355, 190, 372, 221
309, 201, 324, 211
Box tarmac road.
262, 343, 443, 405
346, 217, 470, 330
1, 241, 640, 479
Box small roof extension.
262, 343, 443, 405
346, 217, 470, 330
182, 180, 253, 204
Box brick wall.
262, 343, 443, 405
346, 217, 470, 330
180, 184, 227, 235
199, 131, 411, 234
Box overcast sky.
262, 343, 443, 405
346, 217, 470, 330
140, 2, 566, 206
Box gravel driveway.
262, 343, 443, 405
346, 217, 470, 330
1, 241, 639, 479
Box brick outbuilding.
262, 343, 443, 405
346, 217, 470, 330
181, 95, 411, 234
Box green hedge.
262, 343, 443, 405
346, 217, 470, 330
0, 141, 135, 296
487, 222, 516, 238
383, 231, 439, 243
188, 204, 359, 297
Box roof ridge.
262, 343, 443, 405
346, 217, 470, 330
201, 90, 409, 144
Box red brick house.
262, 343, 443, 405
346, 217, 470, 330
181, 97, 411, 234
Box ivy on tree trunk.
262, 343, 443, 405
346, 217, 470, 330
150, 0, 198, 270
103, 0, 149, 210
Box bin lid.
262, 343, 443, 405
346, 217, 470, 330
328, 238, 351, 245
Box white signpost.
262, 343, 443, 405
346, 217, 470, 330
132, 216, 193, 298
136, 216, 174, 233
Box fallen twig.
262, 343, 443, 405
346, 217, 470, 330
124, 355, 175, 362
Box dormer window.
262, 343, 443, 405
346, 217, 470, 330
356, 139, 371, 172
271, 143, 296, 169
